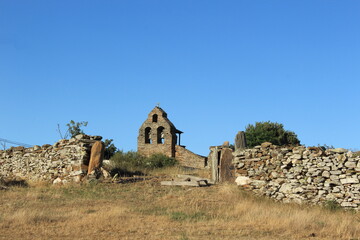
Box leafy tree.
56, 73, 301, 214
104, 139, 118, 159
67, 120, 88, 138
245, 121, 300, 148
57, 120, 88, 139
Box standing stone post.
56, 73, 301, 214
87, 141, 105, 176
235, 131, 247, 151
220, 148, 235, 182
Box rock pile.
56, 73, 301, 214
233, 142, 360, 210
0, 135, 103, 183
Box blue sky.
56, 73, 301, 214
1, 1, 359, 155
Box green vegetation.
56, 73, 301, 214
57, 120, 88, 139
106, 151, 177, 176
66, 120, 88, 138
103, 139, 118, 159
245, 121, 300, 148
323, 200, 341, 212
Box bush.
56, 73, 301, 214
103, 139, 118, 159
323, 200, 341, 211
145, 154, 178, 168
245, 121, 300, 148
106, 151, 177, 176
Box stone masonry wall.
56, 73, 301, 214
138, 143, 175, 159
233, 143, 360, 210
0, 135, 101, 183
175, 145, 206, 169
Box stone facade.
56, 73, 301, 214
233, 143, 360, 210
0, 135, 102, 183
138, 106, 207, 168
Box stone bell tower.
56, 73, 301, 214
137, 106, 183, 158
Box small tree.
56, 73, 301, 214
245, 121, 300, 148
57, 120, 88, 139
104, 139, 118, 159
67, 120, 88, 138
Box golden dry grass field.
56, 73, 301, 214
1, 174, 359, 240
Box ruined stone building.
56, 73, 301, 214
137, 106, 207, 168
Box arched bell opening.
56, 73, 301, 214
157, 127, 165, 144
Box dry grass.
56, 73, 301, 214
148, 165, 211, 179
0, 177, 359, 240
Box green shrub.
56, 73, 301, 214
106, 151, 177, 176
145, 153, 178, 168
103, 139, 118, 159
323, 200, 341, 211
245, 121, 300, 148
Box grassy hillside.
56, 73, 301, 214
0, 171, 359, 240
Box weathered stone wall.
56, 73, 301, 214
233, 143, 360, 210
138, 143, 175, 159
0, 135, 102, 183
175, 145, 207, 169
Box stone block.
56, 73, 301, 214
261, 142, 272, 148
279, 183, 293, 194
235, 176, 251, 186
340, 178, 359, 184
344, 161, 356, 169
234, 131, 247, 150
87, 141, 105, 175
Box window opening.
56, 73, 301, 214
152, 114, 158, 122
145, 127, 152, 144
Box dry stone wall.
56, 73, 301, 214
233, 143, 360, 210
0, 135, 102, 183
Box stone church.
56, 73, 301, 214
137, 106, 207, 169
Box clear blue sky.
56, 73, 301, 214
1, 1, 359, 155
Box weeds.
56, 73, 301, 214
323, 200, 341, 211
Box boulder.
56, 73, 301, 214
235, 176, 251, 186
261, 142, 272, 148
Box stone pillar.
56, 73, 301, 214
208, 146, 219, 183
219, 148, 235, 182
87, 141, 105, 175
235, 131, 247, 151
